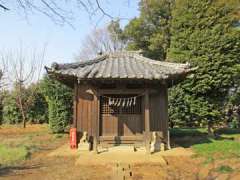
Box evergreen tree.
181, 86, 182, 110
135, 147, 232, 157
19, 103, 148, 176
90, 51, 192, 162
40, 76, 73, 133
168, 0, 240, 132
27, 84, 48, 124
124, 0, 174, 60
123, 0, 240, 131
2, 91, 22, 124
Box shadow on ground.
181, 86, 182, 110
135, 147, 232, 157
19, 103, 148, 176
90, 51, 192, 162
215, 128, 240, 135
170, 128, 240, 148
170, 128, 210, 148
0, 164, 41, 177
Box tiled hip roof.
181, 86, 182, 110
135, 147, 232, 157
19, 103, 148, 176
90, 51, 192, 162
46, 51, 194, 81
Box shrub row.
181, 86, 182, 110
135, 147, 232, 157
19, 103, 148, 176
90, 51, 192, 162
0, 76, 73, 133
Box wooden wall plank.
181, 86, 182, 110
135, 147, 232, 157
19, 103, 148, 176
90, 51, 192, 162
76, 83, 169, 148
158, 85, 169, 144
76, 85, 96, 137
150, 92, 161, 131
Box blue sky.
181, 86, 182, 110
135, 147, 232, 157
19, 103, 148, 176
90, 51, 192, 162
0, 1, 139, 67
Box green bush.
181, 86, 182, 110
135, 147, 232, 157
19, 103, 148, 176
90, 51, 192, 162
2, 91, 22, 124
27, 84, 48, 124
1, 84, 48, 125
40, 76, 73, 133
170, 128, 207, 138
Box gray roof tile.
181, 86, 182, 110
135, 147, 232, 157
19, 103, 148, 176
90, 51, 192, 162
46, 51, 193, 81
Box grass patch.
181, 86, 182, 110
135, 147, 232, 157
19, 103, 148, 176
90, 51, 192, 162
0, 124, 68, 167
202, 157, 215, 165
171, 128, 240, 161
215, 165, 234, 173
192, 139, 240, 159
0, 144, 30, 166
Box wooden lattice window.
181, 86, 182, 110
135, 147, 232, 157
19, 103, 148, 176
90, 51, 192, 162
100, 95, 142, 115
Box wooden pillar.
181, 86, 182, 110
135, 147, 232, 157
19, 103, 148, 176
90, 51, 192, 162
73, 83, 78, 128
93, 93, 99, 153
144, 89, 150, 154
164, 87, 171, 150
160, 84, 170, 150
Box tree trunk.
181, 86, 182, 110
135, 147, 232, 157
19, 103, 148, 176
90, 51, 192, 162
18, 95, 26, 128
207, 121, 214, 136
21, 107, 26, 128
237, 114, 240, 129
236, 106, 240, 129
18, 81, 26, 128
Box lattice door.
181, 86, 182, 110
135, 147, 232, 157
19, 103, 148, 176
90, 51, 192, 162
100, 95, 143, 136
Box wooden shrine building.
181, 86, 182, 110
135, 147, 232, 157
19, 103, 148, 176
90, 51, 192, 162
46, 51, 193, 153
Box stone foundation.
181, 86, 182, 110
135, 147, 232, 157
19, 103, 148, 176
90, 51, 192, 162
78, 131, 91, 151
150, 131, 165, 153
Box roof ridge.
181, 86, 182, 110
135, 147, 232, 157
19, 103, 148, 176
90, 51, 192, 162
54, 51, 142, 70
106, 51, 141, 59
52, 54, 108, 70
132, 53, 190, 69
78, 54, 109, 67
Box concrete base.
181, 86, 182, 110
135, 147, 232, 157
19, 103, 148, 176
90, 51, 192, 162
78, 142, 90, 151
107, 146, 135, 152
76, 150, 167, 166
48, 144, 194, 166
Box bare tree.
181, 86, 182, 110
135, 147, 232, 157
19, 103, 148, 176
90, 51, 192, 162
76, 20, 127, 60
0, 61, 5, 122
0, 70, 2, 88
1, 45, 46, 128
0, 57, 7, 91
0, 69, 3, 125
0, 0, 132, 26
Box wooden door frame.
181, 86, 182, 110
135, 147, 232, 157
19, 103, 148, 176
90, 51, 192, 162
98, 89, 146, 145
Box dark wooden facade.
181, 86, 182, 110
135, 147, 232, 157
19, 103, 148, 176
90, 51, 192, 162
73, 82, 169, 152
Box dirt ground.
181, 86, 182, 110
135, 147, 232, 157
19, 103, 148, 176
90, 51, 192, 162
0, 125, 240, 180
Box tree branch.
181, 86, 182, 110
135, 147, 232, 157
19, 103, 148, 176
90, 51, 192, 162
0, 0, 132, 26
95, 0, 114, 19
0, 3, 9, 11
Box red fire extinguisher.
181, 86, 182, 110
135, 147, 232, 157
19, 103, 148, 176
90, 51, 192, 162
70, 128, 77, 149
